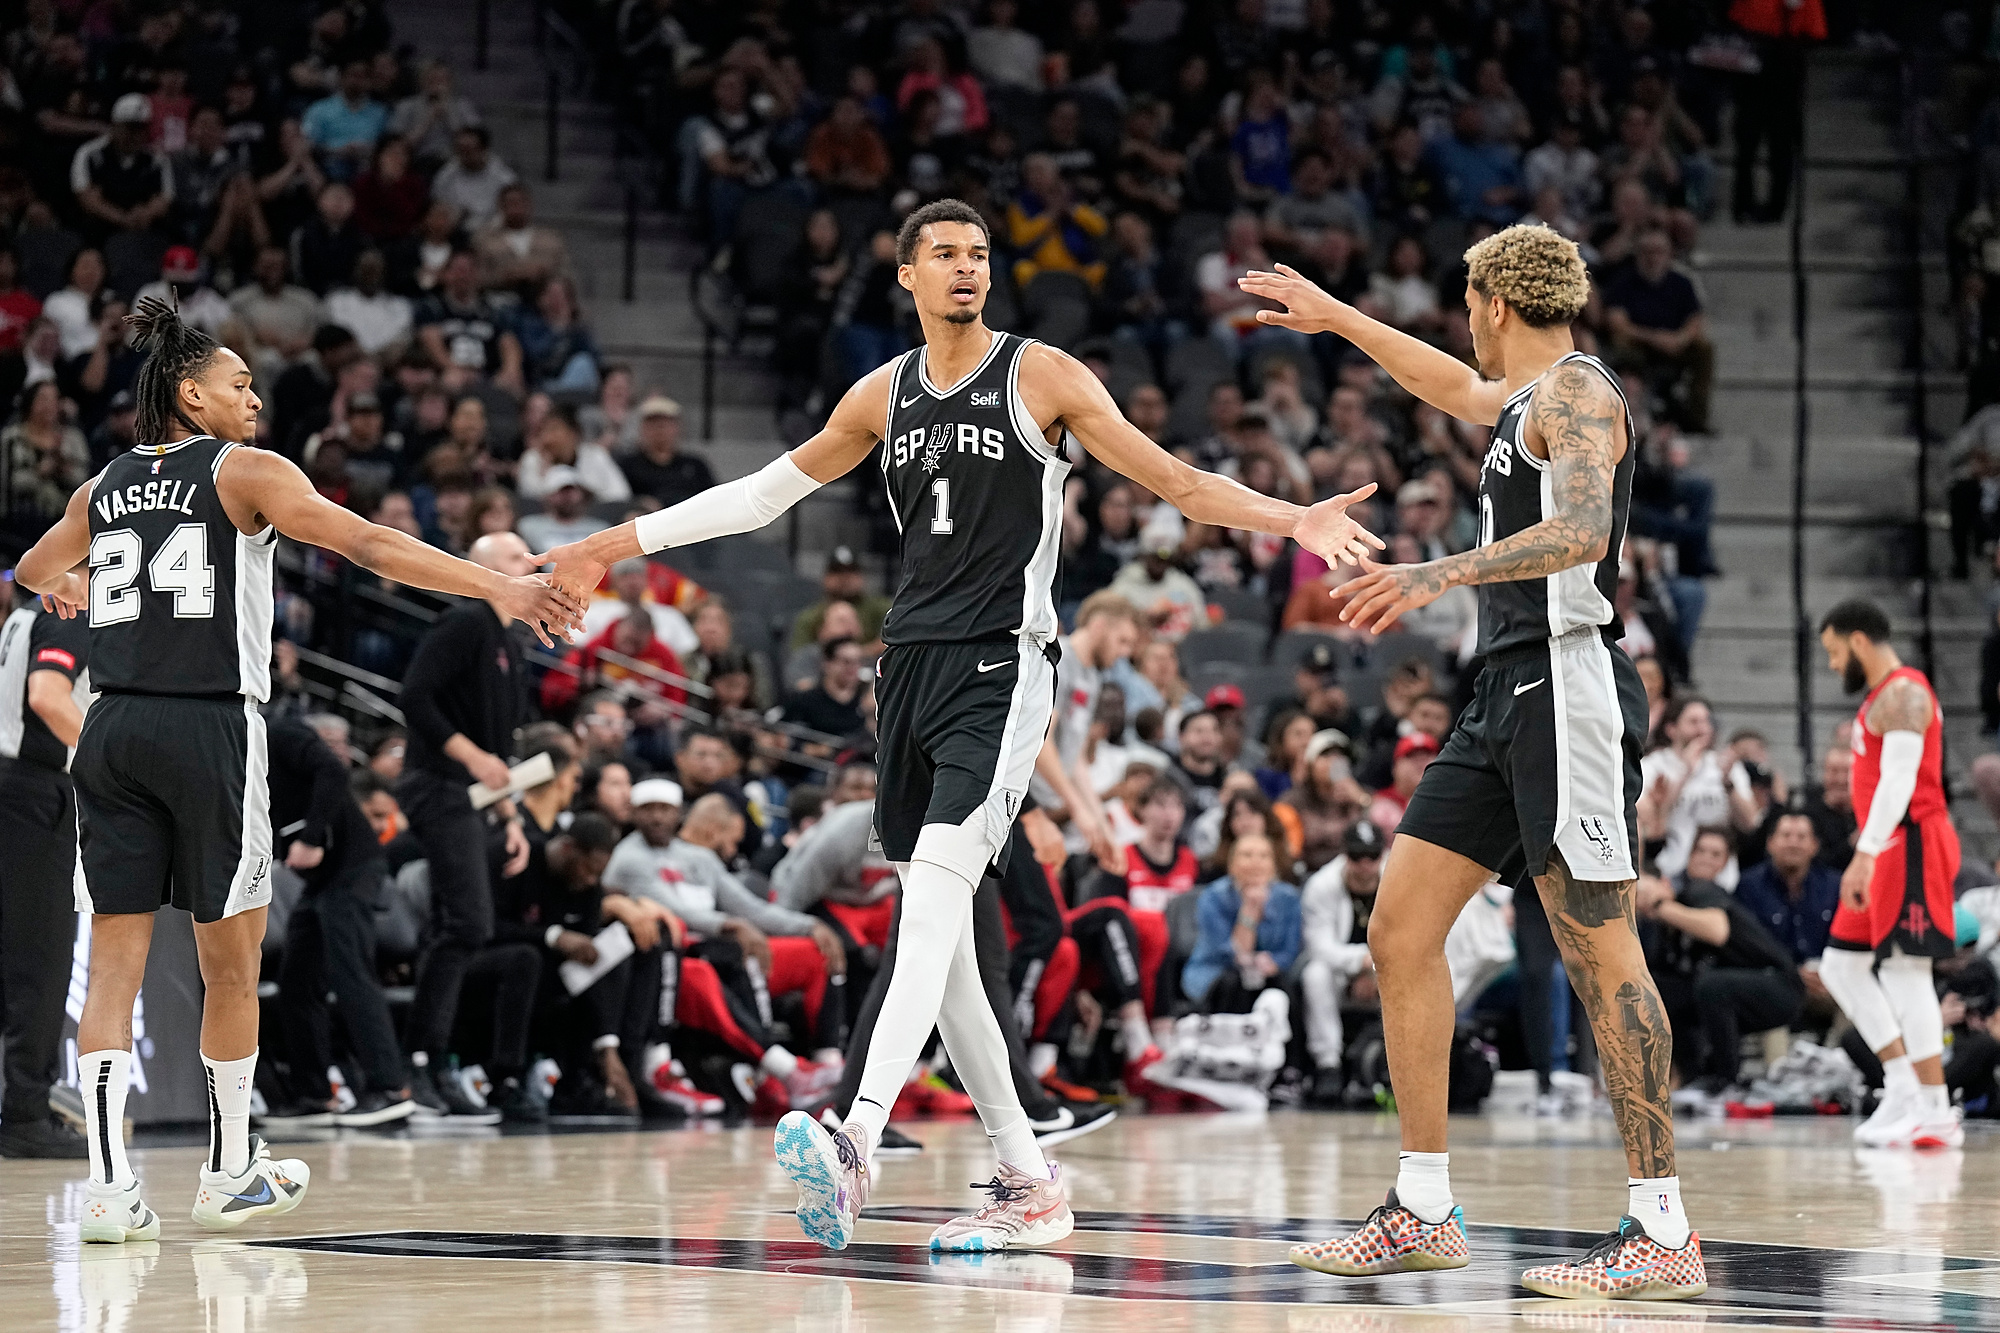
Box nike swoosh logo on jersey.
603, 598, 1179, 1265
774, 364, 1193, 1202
901, 395, 922, 408
1514, 678, 1546, 696
977, 659, 1011, 672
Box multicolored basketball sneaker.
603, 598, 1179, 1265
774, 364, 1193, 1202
774, 1112, 870, 1250
1519, 1216, 1707, 1300
929, 1161, 1074, 1252
1288, 1191, 1471, 1276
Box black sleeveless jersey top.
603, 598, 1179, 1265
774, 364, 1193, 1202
1473, 351, 1634, 656
86, 435, 276, 699
878, 332, 1072, 645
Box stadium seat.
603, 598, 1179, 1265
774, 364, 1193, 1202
1021, 271, 1093, 350
1166, 337, 1235, 397
1181, 621, 1270, 667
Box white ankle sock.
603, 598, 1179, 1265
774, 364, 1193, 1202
1029, 1042, 1058, 1078
760, 1046, 800, 1080
1395, 1151, 1452, 1223
1919, 1082, 1950, 1116
1629, 1176, 1690, 1247
79, 1050, 134, 1188
202, 1052, 258, 1177
1882, 1054, 1918, 1099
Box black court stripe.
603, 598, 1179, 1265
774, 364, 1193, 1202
94, 1061, 113, 1185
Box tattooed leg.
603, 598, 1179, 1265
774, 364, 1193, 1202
1532, 850, 1676, 1179
1369, 835, 1496, 1153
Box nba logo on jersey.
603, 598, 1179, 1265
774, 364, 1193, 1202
150, 458, 162, 474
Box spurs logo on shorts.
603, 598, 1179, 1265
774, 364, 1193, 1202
1579, 816, 1617, 865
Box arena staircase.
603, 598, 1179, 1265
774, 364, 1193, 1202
387, 0, 872, 581
1689, 47, 1989, 847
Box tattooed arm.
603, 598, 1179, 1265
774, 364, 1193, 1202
1334, 362, 1622, 633
1840, 674, 1932, 911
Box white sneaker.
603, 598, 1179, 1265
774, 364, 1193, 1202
774, 1111, 869, 1250
191, 1134, 309, 1231
780, 1058, 844, 1110
1855, 1089, 1916, 1146
80, 1177, 160, 1244
1907, 1109, 1965, 1151
928, 1160, 1074, 1253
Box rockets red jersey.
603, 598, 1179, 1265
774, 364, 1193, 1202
1849, 666, 1947, 827
1123, 843, 1200, 914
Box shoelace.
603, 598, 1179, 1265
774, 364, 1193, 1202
833, 1130, 863, 1174
967, 1175, 1029, 1219
1570, 1222, 1640, 1270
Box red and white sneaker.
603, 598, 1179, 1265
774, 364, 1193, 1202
895, 1071, 976, 1117
779, 1058, 844, 1111
1289, 1191, 1470, 1276
1907, 1110, 1965, 1151
928, 1160, 1074, 1252
1038, 1071, 1099, 1103
650, 1059, 724, 1117
1123, 1046, 1168, 1095
1519, 1216, 1707, 1300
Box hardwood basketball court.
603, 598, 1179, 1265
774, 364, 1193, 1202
2, 1111, 1994, 1332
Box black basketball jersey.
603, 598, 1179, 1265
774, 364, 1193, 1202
1473, 351, 1634, 656
878, 332, 1072, 644
86, 434, 276, 699
0, 602, 90, 770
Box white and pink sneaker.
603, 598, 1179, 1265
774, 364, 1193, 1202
929, 1161, 1074, 1253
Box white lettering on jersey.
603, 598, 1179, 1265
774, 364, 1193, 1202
95, 481, 198, 525
1482, 437, 1514, 476
890, 423, 1007, 469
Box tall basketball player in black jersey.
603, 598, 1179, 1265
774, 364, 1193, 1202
1242, 227, 1704, 1300
14, 297, 581, 1244
534, 199, 1383, 1253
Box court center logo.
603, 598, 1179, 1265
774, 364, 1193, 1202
1578, 815, 1617, 865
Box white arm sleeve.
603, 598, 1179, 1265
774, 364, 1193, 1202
633, 453, 821, 554
1855, 730, 1924, 855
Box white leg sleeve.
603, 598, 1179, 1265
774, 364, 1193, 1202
847, 856, 971, 1157
935, 891, 1046, 1176
1877, 953, 1944, 1063
1819, 948, 1903, 1054
1301, 960, 1346, 1072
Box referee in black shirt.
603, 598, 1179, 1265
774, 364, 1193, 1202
0, 595, 91, 1157
396, 534, 535, 1117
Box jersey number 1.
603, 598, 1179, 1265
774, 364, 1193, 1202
929, 478, 954, 535
90, 524, 217, 625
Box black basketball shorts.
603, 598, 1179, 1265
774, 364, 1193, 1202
1397, 626, 1646, 885
873, 636, 1057, 879
71, 692, 274, 923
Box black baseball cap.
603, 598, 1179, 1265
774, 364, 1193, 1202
1342, 820, 1385, 861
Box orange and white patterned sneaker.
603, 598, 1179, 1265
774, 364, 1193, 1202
1288, 1191, 1470, 1277
1519, 1216, 1707, 1301
929, 1161, 1074, 1252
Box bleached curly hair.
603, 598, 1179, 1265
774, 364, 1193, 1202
1462, 224, 1590, 328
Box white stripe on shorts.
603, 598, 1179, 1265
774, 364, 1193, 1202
1547, 629, 1635, 882
221, 699, 274, 918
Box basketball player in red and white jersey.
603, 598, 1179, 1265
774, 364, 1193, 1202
1816, 599, 1963, 1150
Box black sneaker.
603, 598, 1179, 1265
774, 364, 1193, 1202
548, 1074, 635, 1121
489, 1078, 549, 1125
876, 1124, 924, 1157
409, 1063, 501, 1125
1030, 1101, 1117, 1148
255, 1098, 337, 1127
0, 1114, 89, 1159
334, 1089, 419, 1128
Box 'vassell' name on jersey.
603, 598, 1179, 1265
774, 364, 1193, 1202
94, 480, 200, 524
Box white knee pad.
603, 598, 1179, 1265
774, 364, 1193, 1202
1818, 948, 1902, 1053
1877, 952, 1944, 1062
911, 821, 992, 893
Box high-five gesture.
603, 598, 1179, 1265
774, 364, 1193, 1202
1237, 264, 1352, 335
1294, 483, 1387, 568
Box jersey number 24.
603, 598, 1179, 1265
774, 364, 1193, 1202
89, 525, 217, 625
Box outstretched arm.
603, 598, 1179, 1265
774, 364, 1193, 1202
1334, 361, 1621, 632
1236, 264, 1512, 426
533, 362, 892, 599
222, 448, 585, 646
1023, 344, 1383, 568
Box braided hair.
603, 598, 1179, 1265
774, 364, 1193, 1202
126, 292, 223, 443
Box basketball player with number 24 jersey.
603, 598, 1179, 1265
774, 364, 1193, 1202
14, 297, 582, 1246
533, 199, 1385, 1254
